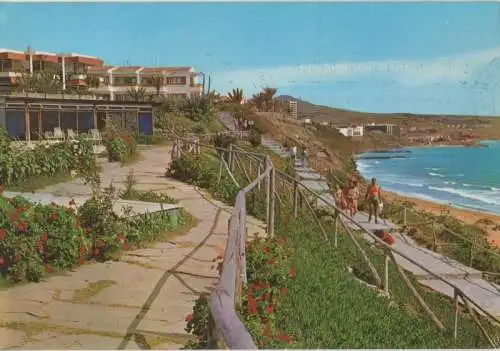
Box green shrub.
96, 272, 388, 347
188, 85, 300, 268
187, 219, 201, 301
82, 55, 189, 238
213, 134, 236, 149
0, 192, 89, 283
104, 134, 137, 163
0, 133, 95, 187
249, 130, 262, 148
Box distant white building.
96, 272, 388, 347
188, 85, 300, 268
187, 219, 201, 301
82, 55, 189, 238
336, 125, 364, 137
289, 100, 298, 119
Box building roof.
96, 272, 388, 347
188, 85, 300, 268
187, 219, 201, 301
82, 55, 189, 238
113, 66, 142, 73
0, 48, 25, 54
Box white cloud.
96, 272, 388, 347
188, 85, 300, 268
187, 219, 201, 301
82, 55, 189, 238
213, 47, 500, 94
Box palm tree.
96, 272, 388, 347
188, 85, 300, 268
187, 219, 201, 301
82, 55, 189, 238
126, 87, 147, 102
150, 74, 164, 97
261, 87, 277, 112
13, 72, 36, 96
86, 74, 101, 89
228, 88, 244, 104
34, 71, 63, 97
250, 92, 266, 111
181, 94, 214, 121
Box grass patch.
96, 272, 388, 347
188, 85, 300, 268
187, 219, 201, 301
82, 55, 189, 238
71, 280, 117, 304
173, 143, 499, 348
121, 189, 178, 204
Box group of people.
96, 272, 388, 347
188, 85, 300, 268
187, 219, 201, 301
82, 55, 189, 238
333, 176, 382, 224
235, 118, 249, 131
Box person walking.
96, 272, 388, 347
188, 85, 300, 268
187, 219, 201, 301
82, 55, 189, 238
365, 177, 382, 224
291, 145, 297, 162
344, 179, 359, 217
302, 147, 309, 167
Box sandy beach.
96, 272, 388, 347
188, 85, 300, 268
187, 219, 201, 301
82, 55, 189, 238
382, 190, 500, 245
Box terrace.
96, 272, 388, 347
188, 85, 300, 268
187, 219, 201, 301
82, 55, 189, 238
0, 96, 155, 143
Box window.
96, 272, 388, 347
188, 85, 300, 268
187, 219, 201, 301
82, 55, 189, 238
0, 60, 12, 72
141, 77, 152, 86
114, 77, 137, 86
166, 76, 186, 85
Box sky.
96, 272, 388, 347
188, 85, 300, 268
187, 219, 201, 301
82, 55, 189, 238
1, 2, 500, 116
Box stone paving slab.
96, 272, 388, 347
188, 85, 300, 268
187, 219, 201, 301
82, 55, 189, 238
300, 180, 330, 193
419, 278, 500, 317
0, 145, 266, 350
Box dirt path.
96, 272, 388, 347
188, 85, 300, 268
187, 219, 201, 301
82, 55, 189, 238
0, 146, 266, 349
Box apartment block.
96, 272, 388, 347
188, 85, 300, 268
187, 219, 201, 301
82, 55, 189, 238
0, 47, 204, 100
87, 65, 204, 101
0, 48, 103, 93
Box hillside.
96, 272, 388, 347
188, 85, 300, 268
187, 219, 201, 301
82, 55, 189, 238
276, 95, 500, 142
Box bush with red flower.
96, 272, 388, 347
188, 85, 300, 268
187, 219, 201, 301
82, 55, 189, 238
0, 194, 90, 282
240, 236, 296, 348
103, 125, 137, 164
182, 236, 296, 349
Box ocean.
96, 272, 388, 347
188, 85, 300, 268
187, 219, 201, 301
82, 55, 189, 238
356, 140, 500, 215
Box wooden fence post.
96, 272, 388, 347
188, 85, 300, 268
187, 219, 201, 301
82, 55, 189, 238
269, 166, 275, 237
229, 144, 234, 172
293, 178, 299, 219
265, 165, 271, 234
384, 255, 390, 295
453, 288, 459, 340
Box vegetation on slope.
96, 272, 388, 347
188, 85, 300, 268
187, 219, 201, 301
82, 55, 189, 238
171, 140, 499, 348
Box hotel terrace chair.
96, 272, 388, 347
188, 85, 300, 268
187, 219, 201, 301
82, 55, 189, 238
53, 127, 65, 141
90, 129, 103, 144
66, 129, 77, 140
44, 131, 54, 140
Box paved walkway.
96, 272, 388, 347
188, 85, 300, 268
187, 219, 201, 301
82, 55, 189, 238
219, 112, 500, 318
0, 146, 266, 349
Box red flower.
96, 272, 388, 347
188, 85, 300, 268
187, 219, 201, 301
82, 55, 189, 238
79, 246, 86, 254
41, 233, 49, 242
50, 212, 59, 221
17, 222, 27, 232
185, 313, 194, 322
262, 324, 272, 337
278, 237, 286, 246
281, 287, 288, 295
0, 229, 6, 241
117, 233, 125, 241
123, 243, 130, 250
279, 331, 293, 344
96, 239, 105, 248
45, 264, 53, 273
0, 257, 4, 265
268, 258, 276, 266
263, 246, 271, 254
94, 248, 100, 256
266, 304, 274, 314
248, 297, 258, 314
9, 213, 20, 222
290, 266, 297, 279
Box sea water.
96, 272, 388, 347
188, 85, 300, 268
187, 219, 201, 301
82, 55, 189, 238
356, 140, 500, 215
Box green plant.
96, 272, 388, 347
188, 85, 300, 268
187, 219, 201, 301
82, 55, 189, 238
0, 132, 96, 188
183, 294, 212, 349
0, 192, 90, 283
249, 130, 262, 148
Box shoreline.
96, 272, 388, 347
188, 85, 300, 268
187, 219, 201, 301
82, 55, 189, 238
355, 139, 500, 244
381, 189, 500, 245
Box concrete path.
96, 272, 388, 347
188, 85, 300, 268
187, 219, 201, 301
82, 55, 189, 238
0, 146, 266, 349
219, 113, 500, 318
